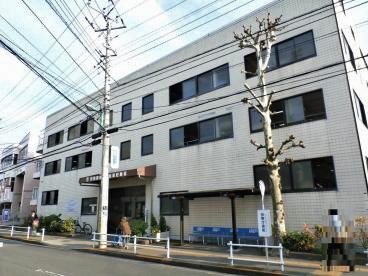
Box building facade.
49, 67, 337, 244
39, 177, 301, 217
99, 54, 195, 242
37, 0, 368, 238
0, 132, 41, 223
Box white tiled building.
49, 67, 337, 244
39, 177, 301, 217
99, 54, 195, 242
37, 0, 368, 238
0, 132, 41, 223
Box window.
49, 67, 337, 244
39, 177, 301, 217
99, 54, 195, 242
68, 120, 94, 141
81, 197, 97, 215
170, 114, 233, 149
343, 33, 356, 71
18, 145, 28, 162
109, 110, 113, 126
10, 177, 15, 192
44, 160, 61, 176
169, 64, 230, 104
141, 134, 153, 156
244, 31, 316, 78
48, 130, 64, 148
142, 94, 154, 115
41, 190, 59, 205
253, 157, 336, 192
160, 197, 189, 216
120, 140, 131, 160
65, 151, 92, 171
249, 90, 326, 132
354, 93, 368, 127
31, 187, 38, 201
122, 103, 132, 122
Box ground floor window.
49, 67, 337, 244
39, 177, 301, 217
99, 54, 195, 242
160, 197, 189, 216
81, 197, 97, 215
41, 190, 59, 205
253, 156, 336, 192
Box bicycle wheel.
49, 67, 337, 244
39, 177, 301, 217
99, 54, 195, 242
75, 224, 82, 234
83, 223, 93, 235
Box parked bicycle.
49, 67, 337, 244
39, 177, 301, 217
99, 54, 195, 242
74, 220, 93, 235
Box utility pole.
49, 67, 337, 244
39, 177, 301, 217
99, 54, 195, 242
86, 0, 125, 249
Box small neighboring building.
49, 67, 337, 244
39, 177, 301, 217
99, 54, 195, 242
37, 0, 368, 238
0, 132, 41, 223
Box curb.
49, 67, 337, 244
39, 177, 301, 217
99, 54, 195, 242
76, 248, 291, 276
0, 235, 45, 246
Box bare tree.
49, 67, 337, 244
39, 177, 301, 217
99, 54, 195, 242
234, 14, 305, 242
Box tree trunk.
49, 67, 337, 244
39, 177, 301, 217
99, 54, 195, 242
263, 109, 286, 243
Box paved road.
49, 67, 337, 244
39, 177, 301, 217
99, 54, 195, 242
0, 238, 233, 276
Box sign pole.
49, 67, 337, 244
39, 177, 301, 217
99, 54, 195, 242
259, 181, 269, 267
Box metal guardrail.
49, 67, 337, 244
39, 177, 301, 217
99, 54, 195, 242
227, 241, 285, 272
92, 232, 170, 258
0, 225, 45, 241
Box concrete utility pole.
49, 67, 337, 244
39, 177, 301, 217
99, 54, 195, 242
86, 0, 125, 249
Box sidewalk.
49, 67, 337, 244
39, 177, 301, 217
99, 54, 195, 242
2, 233, 368, 275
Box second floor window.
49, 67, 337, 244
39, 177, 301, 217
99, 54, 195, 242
65, 151, 92, 171
142, 94, 154, 115
120, 140, 131, 160
141, 134, 153, 156
122, 103, 132, 122
170, 113, 233, 149
249, 90, 326, 132
169, 64, 230, 104
244, 31, 316, 78
68, 120, 94, 141
48, 130, 64, 148
44, 160, 61, 176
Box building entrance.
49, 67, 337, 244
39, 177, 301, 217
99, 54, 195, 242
108, 185, 145, 233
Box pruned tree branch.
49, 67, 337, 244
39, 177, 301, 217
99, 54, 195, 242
251, 139, 265, 151
244, 82, 263, 108
275, 135, 305, 157
241, 97, 263, 115
266, 90, 275, 109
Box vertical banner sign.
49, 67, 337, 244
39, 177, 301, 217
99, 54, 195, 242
110, 146, 119, 169
257, 209, 272, 237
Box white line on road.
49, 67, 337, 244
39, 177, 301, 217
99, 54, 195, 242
35, 268, 65, 276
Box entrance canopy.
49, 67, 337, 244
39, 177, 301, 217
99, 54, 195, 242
79, 165, 156, 186
158, 187, 257, 199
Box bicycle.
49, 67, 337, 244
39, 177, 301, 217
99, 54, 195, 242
74, 220, 93, 235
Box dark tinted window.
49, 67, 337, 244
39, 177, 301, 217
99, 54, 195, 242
254, 157, 336, 192
41, 190, 58, 205
160, 197, 189, 216
122, 103, 132, 122
250, 90, 325, 132
142, 94, 154, 115
199, 119, 216, 142
169, 64, 229, 104
244, 31, 316, 78
47, 130, 64, 148
65, 152, 92, 171
120, 140, 131, 160
68, 120, 93, 141
141, 134, 153, 156
44, 160, 61, 176
81, 197, 97, 215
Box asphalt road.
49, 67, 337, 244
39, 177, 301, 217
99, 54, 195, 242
0, 238, 232, 276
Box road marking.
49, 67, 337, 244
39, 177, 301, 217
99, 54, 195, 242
35, 268, 65, 276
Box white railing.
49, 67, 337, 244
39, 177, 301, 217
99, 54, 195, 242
0, 225, 45, 241
227, 241, 284, 272
92, 232, 170, 258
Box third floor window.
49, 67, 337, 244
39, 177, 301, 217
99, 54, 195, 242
68, 120, 94, 141
122, 103, 132, 122
48, 130, 64, 148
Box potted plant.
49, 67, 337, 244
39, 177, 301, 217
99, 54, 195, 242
158, 216, 170, 240
151, 215, 170, 242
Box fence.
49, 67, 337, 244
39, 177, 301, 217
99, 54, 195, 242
0, 225, 45, 241
92, 232, 170, 258
227, 241, 285, 272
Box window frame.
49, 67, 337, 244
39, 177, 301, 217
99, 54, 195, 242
81, 197, 97, 216
169, 64, 230, 105
47, 130, 64, 148
121, 102, 132, 122
249, 89, 326, 133
120, 140, 131, 160
142, 94, 154, 115
141, 134, 154, 156
244, 30, 317, 79
170, 113, 234, 150
65, 152, 92, 172
253, 156, 337, 193
67, 120, 94, 141
44, 159, 61, 176
41, 190, 59, 206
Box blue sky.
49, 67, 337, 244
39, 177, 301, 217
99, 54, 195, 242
0, 0, 367, 147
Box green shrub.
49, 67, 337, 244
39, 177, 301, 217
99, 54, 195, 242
130, 219, 148, 236
39, 214, 62, 232
282, 231, 315, 252
159, 216, 170, 232
151, 215, 160, 234
50, 220, 62, 233
61, 218, 75, 234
